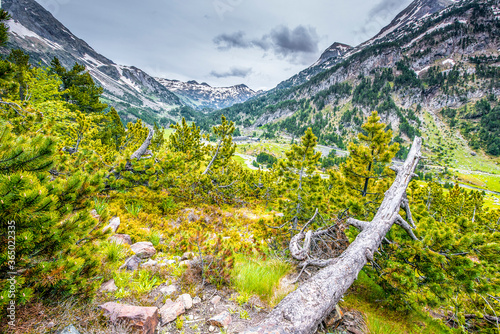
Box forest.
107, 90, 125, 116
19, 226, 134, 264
0, 8, 499, 334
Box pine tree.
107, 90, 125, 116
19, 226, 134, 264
0, 123, 106, 306
7, 49, 31, 101
168, 117, 205, 161
342, 111, 399, 216
276, 127, 323, 231
202, 115, 236, 175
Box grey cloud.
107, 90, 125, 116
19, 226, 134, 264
213, 25, 319, 63
268, 25, 319, 56
210, 67, 252, 78
213, 31, 251, 50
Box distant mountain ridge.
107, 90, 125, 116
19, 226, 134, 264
0, 0, 257, 124
155, 78, 258, 111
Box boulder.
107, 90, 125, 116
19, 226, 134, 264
207, 311, 232, 328
159, 299, 185, 325
120, 255, 141, 271
99, 302, 158, 334
141, 259, 158, 268
99, 279, 118, 293
176, 294, 193, 310
158, 284, 178, 296
103, 216, 120, 233
130, 242, 156, 259
108, 234, 132, 245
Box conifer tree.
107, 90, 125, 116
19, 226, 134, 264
341, 111, 399, 217
0, 123, 106, 306
168, 117, 205, 161
276, 127, 323, 231
203, 115, 236, 175
7, 49, 31, 101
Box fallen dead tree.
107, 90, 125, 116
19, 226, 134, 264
241, 137, 423, 334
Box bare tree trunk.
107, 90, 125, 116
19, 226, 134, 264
241, 137, 422, 334
130, 128, 154, 160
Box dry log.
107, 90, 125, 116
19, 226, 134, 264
130, 128, 154, 161
241, 137, 422, 334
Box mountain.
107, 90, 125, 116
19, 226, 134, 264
214, 0, 499, 155
0, 0, 257, 125
0, 0, 187, 125
274, 42, 353, 90
155, 78, 258, 111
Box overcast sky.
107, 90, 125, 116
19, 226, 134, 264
37, 0, 412, 91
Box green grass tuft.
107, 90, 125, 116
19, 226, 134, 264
231, 256, 292, 303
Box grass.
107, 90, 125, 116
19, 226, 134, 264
231, 255, 292, 304
148, 230, 162, 246
113, 269, 161, 298
341, 271, 457, 334
93, 197, 108, 216
125, 203, 142, 216
104, 241, 126, 263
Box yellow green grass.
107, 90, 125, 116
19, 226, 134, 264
231, 255, 293, 305
342, 271, 456, 334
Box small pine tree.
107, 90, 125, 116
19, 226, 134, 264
276, 127, 323, 231
0, 123, 106, 307
342, 111, 399, 216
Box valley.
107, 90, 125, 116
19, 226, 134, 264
0, 0, 499, 333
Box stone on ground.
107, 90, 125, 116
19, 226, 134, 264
99, 302, 158, 334
130, 241, 156, 259
159, 299, 185, 326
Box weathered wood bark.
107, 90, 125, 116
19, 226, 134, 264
241, 137, 422, 334
130, 128, 154, 160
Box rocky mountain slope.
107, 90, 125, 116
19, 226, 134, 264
215, 0, 499, 155
0, 0, 257, 125
155, 78, 258, 111
0, 0, 185, 125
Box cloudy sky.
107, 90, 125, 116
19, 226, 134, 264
37, 0, 412, 91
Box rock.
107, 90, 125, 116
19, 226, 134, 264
275, 212, 284, 217
99, 279, 118, 293
90, 209, 99, 219
208, 325, 216, 332
178, 260, 191, 268
210, 295, 221, 305
181, 251, 194, 261
176, 294, 193, 310
159, 299, 185, 326
158, 259, 176, 267
141, 259, 158, 268
120, 255, 141, 271
108, 234, 132, 245
158, 284, 178, 296
187, 212, 199, 222
47, 321, 55, 328
471, 151, 477, 156
58, 325, 80, 334
103, 216, 120, 233
99, 302, 158, 334
192, 296, 202, 305
130, 242, 156, 259
207, 311, 232, 328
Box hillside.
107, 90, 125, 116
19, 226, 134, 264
0, 0, 257, 125
212, 0, 499, 162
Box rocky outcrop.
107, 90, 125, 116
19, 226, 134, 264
99, 302, 159, 334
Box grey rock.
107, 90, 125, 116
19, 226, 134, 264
130, 241, 156, 259
108, 234, 132, 245
99, 279, 118, 293
159, 299, 185, 325
120, 255, 141, 271
103, 217, 120, 233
